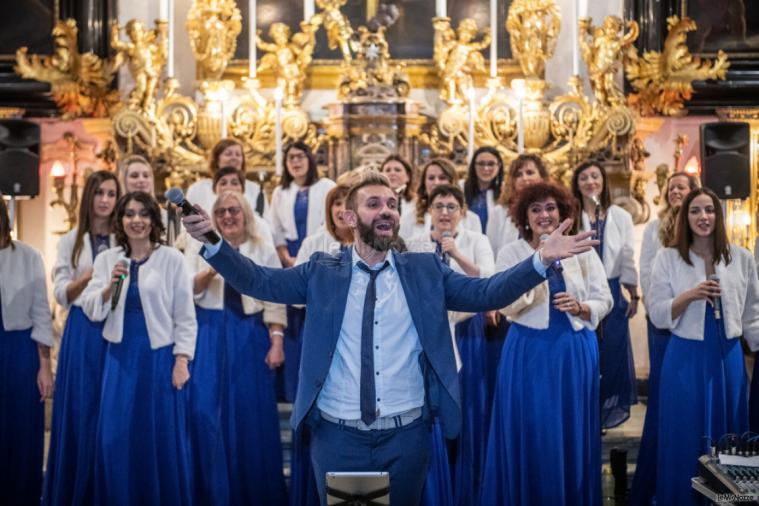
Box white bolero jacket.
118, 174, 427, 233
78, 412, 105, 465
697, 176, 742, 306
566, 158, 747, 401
52, 228, 114, 308
496, 239, 613, 331
648, 246, 759, 347
266, 178, 336, 247
81, 245, 197, 359
581, 205, 638, 286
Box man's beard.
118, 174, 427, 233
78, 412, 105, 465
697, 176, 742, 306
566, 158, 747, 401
356, 216, 399, 252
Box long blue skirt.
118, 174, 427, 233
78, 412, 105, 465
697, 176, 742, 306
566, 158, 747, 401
453, 313, 488, 506
629, 318, 670, 506
289, 427, 319, 506
480, 319, 601, 505
42, 306, 107, 506
224, 310, 287, 506
0, 324, 43, 506
656, 305, 747, 505
749, 354, 759, 433
422, 419, 453, 506
599, 277, 638, 429
94, 311, 192, 506
190, 307, 230, 505
277, 306, 304, 403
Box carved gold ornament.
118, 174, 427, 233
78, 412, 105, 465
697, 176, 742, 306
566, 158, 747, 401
186, 0, 242, 80
15, 19, 121, 119
626, 16, 729, 117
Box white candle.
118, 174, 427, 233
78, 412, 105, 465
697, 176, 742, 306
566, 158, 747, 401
517, 98, 524, 153
274, 87, 284, 176
160, 0, 168, 20
220, 100, 228, 138
249, 0, 257, 77
467, 88, 476, 162
168, 0, 174, 78
304, 0, 314, 21
436, 0, 446, 18
490, 0, 497, 78
572, 0, 579, 76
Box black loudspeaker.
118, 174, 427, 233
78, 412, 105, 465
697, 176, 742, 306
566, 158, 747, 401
0, 119, 40, 197
700, 122, 751, 200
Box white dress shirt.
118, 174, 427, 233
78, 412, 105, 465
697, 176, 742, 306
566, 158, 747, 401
399, 208, 482, 241
52, 228, 114, 308
581, 205, 638, 286
81, 246, 197, 359
266, 178, 336, 247
496, 239, 613, 331
639, 218, 661, 306
184, 239, 286, 326
488, 204, 520, 256
316, 248, 425, 420
0, 241, 54, 346
648, 246, 759, 347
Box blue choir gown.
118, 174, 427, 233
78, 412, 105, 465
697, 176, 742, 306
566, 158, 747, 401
595, 219, 637, 429
629, 318, 670, 505
422, 419, 454, 506
453, 312, 489, 506
480, 266, 602, 505
0, 295, 45, 506
94, 261, 192, 506
190, 306, 230, 505
222, 283, 288, 506
749, 353, 759, 433
655, 304, 747, 505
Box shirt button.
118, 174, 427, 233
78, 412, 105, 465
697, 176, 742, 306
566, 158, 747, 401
375, 345, 379, 350
375, 371, 380, 376
377, 398, 381, 402
374, 321, 378, 325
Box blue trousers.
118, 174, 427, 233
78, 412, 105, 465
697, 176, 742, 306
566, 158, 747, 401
309, 415, 432, 506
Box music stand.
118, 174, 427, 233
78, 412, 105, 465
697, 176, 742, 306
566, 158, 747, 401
326, 472, 390, 506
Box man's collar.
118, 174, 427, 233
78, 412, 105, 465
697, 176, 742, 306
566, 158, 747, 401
351, 245, 396, 270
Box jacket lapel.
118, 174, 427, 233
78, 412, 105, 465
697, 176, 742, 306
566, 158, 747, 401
394, 252, 428, 348
330, 247, 353, 351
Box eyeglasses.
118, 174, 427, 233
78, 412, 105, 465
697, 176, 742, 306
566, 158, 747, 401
431, 203, 461, 214
475, 161, 498, 168
213, 206, 242, 218
287, 153, 307, 162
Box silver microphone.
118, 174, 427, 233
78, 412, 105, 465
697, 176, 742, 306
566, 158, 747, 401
590, 195, 601, 207
440, 230, 453, 264
111, 257, 130, 311
708, 274, 721, 320
539, 233, 563, 272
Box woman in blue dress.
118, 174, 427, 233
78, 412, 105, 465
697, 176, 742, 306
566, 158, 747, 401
187, 189, 288, 506
462, 146, 504, 235
268, 141, 335, 402
81, 192, 196, 505
571, 161, 640, 429
380, 155, 416, 220
43, 170, 120, 506
0, 196, 55, 505
408, 184, 494, 506
481, 182, 612, 506
648, 188, 759, 505
630, 171, 698, 505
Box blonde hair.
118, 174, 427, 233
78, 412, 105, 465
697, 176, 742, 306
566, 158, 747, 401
118, 154, 154, 196
212, 191, 260, 246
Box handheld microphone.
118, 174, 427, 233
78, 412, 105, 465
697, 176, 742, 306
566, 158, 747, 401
540, 233, 563, 272
440, 230, 453, 264
708, 274, 722, 320
164, 187, 221, 244
111, 257, 129, 311
590, 195, 601, 208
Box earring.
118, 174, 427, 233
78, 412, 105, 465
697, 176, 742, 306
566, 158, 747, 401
525, 224, 530, 230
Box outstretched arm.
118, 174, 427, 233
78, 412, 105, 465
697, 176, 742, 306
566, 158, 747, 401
182, 207, 309, 305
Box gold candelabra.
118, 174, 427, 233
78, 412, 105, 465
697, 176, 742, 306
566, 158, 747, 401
49, 132, 87, 231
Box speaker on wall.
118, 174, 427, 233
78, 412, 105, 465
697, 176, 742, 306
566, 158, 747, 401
0, 119, 40, 198
700, 122, 751, 200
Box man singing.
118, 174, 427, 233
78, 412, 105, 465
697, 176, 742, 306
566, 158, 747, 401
182, 171, 597, 505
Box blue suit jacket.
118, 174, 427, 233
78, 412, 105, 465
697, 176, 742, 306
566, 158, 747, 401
203, 241, 544, 438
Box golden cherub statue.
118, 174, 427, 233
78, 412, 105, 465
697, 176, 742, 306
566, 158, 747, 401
433, 17, 491, 104
312, 0, 356, 63
579, 16, 639, 108
506, 0, 561, 79
186, 0, 242, 80
110, 19, 168, 113
15, 18, 121, 118
257, 20, 319, 106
